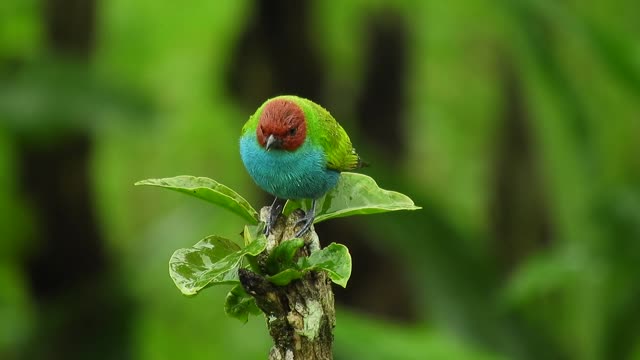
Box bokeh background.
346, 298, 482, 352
1, 0, 639, 359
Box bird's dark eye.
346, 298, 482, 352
288, 127, 297, 136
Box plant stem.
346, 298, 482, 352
239, 207, 335, 360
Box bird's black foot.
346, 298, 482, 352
294, 199, 316, 237
265, 197, 286, 235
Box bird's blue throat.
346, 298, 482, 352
240, 134, 340, 200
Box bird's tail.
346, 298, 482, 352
344, 148, 370, 170
356, 153, 370, 169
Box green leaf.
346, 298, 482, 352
267, 243, 352, 288
135, 176, 259, 224
266, 238, 305, 275
243, 234, 268, 256
242, 224, 264, 272
242, 223, 264, 246
302, 243, 352, 288
267, 268, 304, 286
284, 173, 420, 223
224, 285, 262, 323
169, 234, 267, 296
501, 252, 579, 307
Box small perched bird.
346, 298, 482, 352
240, 95, 365, 236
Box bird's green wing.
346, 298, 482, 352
305, 99, 362, 172
240, 104, 261, 135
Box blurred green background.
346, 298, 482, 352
1, 0, 639, 359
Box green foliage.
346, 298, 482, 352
268, 243, 352, 288
265, 238, 305, 275
284, 172, 421, 223
301, 243, 352, 287
0, 59, 153, 141
334, 310, 505, 360
169, 234, 266, 296
224, 285, 261, 324
135, 176, 259, 224
137, 173, 416, 321
501, 251, 578, 308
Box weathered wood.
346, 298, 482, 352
239, 207, 335, 360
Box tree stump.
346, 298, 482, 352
239, 207, 335, 360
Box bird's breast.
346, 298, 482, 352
240, 134, 339, 199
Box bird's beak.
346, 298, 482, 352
265, 134, 281, 151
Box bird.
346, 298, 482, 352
239, 95, 365, 237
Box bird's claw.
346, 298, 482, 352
264, 220, 274, 235
294, 215, 314, 237
265, 198, 316, 237
294, 199, 317, 237
265, 197, 286, 235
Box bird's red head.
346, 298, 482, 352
257, 99, 307, 151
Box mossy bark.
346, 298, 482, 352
239, 207, 335, 360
